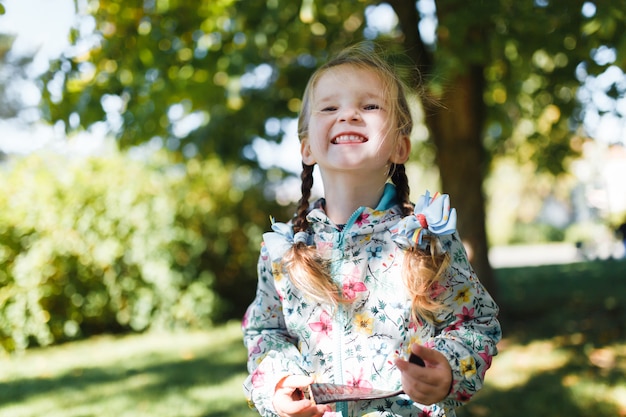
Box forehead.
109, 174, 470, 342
312, 64, 388, 97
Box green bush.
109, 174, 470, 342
0, 150, 284, 353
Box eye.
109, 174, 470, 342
320, 106, 337, 112
364, 104, 381, 110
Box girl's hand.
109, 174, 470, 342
273, 375, 332, 417
395, 344, 453, 405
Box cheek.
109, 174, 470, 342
307, 123, 330, 147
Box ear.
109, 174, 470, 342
389, 135, 411, 164
301, 138, 316, 165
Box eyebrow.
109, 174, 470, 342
315, 92, 384, 103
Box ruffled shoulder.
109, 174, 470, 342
262, 218, 312, 261
390, 191, 457, 250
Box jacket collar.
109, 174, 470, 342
306, 183, 403, 236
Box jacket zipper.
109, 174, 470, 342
333, 206, 365, 416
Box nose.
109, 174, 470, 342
338, 107, 361, 122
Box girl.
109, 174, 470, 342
242, 43, 501, 417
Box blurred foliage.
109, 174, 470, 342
0, 148, 287, 353
509, 222, 565, 244
37, 0, 626, 171
40, 0, 369, 161
478, 0, 626, 174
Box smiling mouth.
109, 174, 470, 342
331, 134, 368, 144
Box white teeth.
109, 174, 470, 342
333, 135, 367, 144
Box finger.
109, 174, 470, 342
411, 344, 446, 367
279, 374, 315, 390
276, 398, 315, 415
276, 398, 331, 417
400, 370, 449, 405
314, 404, 333, 416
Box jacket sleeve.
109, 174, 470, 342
242, 241, 309, 417
426, 233, 501, 410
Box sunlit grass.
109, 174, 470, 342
487, 340, 571, 389
0, 321, 258, 417
458, 260, 626, 417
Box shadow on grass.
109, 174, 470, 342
458, 352, 623, 417
495, 259, 626, 345
0, 332, 255, 416
200, 398, 258, 417
462, 258, 626, 417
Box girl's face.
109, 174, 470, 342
301, 64, 410, 177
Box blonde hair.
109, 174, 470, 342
283, 42, 449, 322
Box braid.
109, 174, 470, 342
391, 164, 413, 216
283, 162, 340, 306
391, 164, 450, 323
293, 163, 314, 233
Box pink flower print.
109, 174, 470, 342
242, 310, 249, 328
346, 368, 373, 389
309, 311, 333, 342
356, 212, 371, 227
249, 338, 262, 355
455, 389, 472, 403
343, 280, 367, 300
429, 281, 446, 299
455, 306, 475, 323
316, 241, 334, 257
381, 253, 394, 268
251, 368, 265, 388
478, 345, 493, 378
342, 269, 368, 300
445, 321, 461, 332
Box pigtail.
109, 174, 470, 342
402, 247, 450, 324
392, 163, 450, 323
292, 163, 315, 233
390, 164, 413, 217
283, 163, 341, 306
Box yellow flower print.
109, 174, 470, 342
354, 313, 374, 334
460, 356, 477, 377
453, 286, 471, 304
272, 262, 283, 282
409, 334, 422, 347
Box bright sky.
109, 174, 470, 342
0, 0, 74, 73
0, 0, 78, 154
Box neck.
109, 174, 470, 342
320, 173, 388, 224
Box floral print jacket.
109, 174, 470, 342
242, 184, 501, 417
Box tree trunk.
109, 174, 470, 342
424, 67, 496, 296
388, 0, 497, 296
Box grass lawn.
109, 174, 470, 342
0, 321, 257, 417
1, 259, 625, 417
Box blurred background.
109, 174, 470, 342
0, 0, 625, 416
